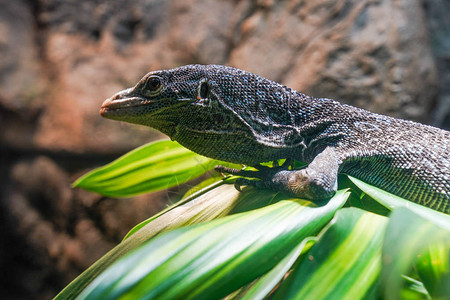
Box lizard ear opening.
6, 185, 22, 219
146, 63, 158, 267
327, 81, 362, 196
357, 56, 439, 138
198, 79, 209, 99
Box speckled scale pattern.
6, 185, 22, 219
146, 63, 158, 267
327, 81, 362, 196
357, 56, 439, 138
103, 64, 450, 213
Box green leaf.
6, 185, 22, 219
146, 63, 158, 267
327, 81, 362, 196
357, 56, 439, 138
348, 176, 450, 230
338, 175, 391, 216
235, 238, 316, 300
415, 243, 450, 299
123, 180, 238, 240
73, 139, 232, 197
59, 182, 317, 300
382, 207, 450, 300
123, 178, 285, 241
55, 183, 242, 300
76, 190, 349, 299
274, 208, 388, 300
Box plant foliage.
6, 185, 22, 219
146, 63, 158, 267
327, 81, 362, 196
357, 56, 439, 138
57, 140, 450, 300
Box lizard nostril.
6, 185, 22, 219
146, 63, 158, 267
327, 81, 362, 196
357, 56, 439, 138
101, 98, 112, 109
112, 93, 122, 100
102, 93, 122, 108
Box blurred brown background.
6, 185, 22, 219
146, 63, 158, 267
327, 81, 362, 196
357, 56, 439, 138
0, 0, 449, 299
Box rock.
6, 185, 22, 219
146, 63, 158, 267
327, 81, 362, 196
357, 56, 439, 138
423, 0, 450, 130
0, 0, 46, 113
229, 0, 438, 123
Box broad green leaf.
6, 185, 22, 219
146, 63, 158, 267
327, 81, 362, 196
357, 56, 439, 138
124, 177, 227, 239
123, 181, 239, 240
234, 238, 316, 300
181, 175, 228, 199
348, 176, 450, 230
77, 190, 349, 300
274, 208, 388, 300
55, 183, 241, 300
73, 140, 235, 197
123, 177, 279, 241
415, 243, 450, 299
382, 207, 450, 300
338, 175, 391, 216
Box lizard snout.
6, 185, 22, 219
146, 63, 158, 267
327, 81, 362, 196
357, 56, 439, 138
99, 88, 135, 116
99, 97, 114, 116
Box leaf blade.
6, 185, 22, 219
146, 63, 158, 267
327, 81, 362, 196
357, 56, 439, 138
275, 208, 388, 300
73, 139, 234, 197
382, 207, 450, 300
76, 190, 350, 300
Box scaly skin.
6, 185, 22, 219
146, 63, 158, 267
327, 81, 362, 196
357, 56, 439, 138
100, 64, 450, 214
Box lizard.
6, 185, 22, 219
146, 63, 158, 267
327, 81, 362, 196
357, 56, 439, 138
100, 64, 450, 214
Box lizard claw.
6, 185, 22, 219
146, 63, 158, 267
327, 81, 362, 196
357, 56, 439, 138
234, 178, 263, 192
234, 179, 244, 192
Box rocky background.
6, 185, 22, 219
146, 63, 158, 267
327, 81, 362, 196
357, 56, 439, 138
0, 0, 449, 298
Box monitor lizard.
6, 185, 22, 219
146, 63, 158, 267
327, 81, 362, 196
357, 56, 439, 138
100, 64, 450, 214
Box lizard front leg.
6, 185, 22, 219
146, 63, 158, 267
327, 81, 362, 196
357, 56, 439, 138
217, 147, 340, 200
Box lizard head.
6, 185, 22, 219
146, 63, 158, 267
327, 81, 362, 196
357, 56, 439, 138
101, 64, 207, 134
100, 64, 299, 164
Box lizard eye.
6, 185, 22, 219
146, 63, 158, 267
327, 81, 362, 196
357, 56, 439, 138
198, 80, 209, 99
145, 76, 162, 92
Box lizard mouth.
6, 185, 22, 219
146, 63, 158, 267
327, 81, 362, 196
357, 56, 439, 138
100, 95, 149, 117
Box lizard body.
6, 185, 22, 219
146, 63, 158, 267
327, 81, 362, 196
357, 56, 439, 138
100, 65, 450, 214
